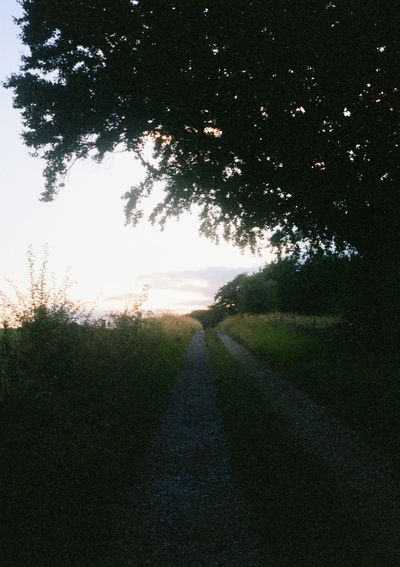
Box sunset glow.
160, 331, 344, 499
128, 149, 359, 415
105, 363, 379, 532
0, 0, 269, 315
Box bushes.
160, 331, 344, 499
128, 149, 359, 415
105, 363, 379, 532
187, 306, 226, 328
212, 254, 353, 319
0, 312, 200, 566
0, 252, 200, 565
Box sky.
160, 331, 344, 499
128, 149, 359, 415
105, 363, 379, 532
0, 1, 271, 315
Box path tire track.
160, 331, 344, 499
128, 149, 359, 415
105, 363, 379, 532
125, 331, 263, 566
218, 331, 400, 563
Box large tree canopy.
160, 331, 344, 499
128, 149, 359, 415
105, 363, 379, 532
7, 1, 400, 258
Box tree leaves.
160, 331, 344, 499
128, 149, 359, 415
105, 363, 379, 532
6, 1, 400, 258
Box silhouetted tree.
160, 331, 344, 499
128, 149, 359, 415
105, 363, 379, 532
264, 254, 351, 315
237, 272, 279, 314
7, 1, 400, 335
213, 254, 352, 317
214, 273, 248, 315
188, 306, 225, 328
262, 259, 300, 313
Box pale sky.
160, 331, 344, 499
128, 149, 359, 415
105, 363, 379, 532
0, 1, 270, 315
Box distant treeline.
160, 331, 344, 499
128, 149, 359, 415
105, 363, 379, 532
189, 253, 376, 330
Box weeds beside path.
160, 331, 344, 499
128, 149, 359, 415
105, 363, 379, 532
219, 314, 400, 459
217, 330, 400, 564
0, 313, 200, 566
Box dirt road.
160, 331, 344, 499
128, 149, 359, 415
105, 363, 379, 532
127, 331, 263, 566
219, 331, 400, 564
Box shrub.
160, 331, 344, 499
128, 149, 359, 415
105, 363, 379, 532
0, 250, 200, 565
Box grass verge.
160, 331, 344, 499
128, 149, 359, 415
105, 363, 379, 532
0, 314, 200, 566
207, 329, 384, 566
219, 314, 400, 458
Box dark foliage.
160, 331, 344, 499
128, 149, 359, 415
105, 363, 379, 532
6, 2, 400, 334
208, 331, 386, 565
0, 311, 197, 566
6, 2, 399, 250
213, 254, 353, 317
214, 273, 248, 315
187, 306, 226, 328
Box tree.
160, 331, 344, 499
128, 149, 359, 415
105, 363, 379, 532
187, 306, 225, 328
214, 271, 279, 316
6, 2, 400, 332
214, 273, 248, 315
266, 254, 351, 315
237, 272, 278, 314
213, 255, 349, 318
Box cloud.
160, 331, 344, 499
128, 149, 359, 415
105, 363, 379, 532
173, 298, 212, 308
135, 266, 253, 297
103, 265, 258, 313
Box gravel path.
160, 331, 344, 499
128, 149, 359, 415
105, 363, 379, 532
127, 331, 263, 566
218, 331, 400, 562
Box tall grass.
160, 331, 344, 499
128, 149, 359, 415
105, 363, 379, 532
0, 251, 201, 566
207, 330, 382, 565
220, 313, 336, 367
219, 313, 400, 461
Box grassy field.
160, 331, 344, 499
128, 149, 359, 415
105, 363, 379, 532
207, 330, 383, 565
219, 314, 400, 459
0, 313, 200, 566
